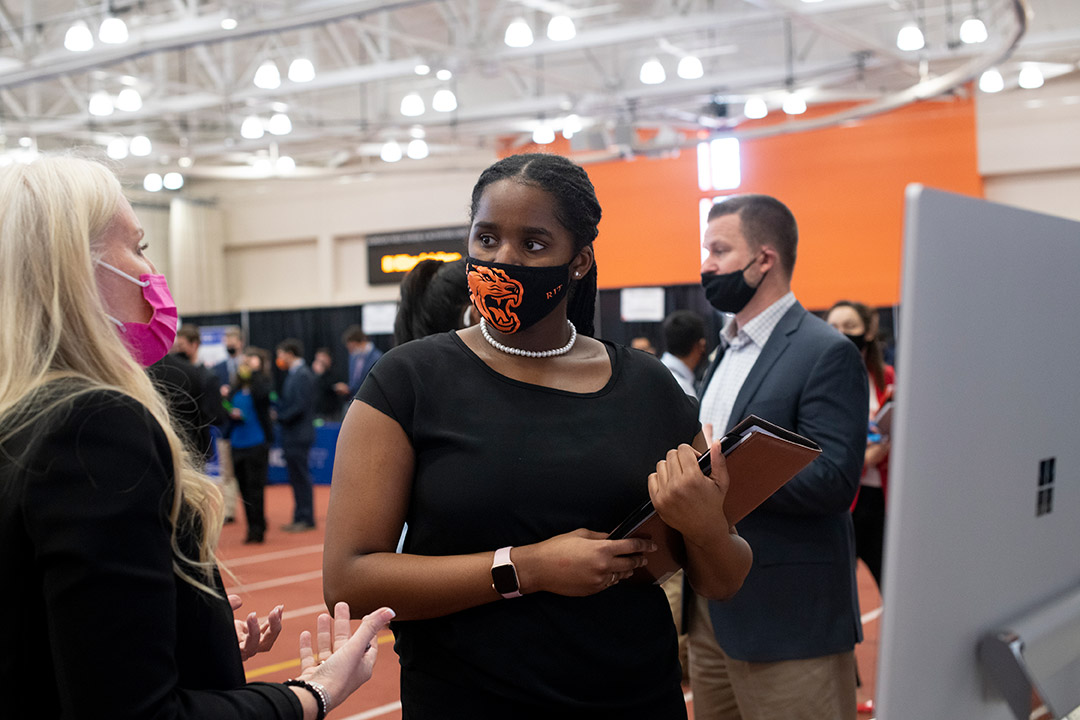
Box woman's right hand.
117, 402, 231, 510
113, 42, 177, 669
294, 602, 395, 715
514, 529, 656, 597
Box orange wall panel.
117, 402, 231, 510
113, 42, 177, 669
499, 94, 982, 309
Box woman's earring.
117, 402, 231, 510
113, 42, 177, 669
574, 271, 580, 278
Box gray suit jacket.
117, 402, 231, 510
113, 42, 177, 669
699, 301, 868, 662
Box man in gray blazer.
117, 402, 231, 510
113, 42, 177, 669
689, 195, 868, 720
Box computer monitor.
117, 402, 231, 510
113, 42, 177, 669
875, 186, 1080, 719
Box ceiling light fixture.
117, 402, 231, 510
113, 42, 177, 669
99, 16, 128, 44
677, 55, 704, 80
240, 115, 265, 139
532, 124, 555, 145
129, 135, 152, 156
163, 172, 184, 190
979, 68, 1004, 93
253, 60, 281, 89
896, 23, 925, 51
143, 173, 163, 192
88, 91, 114, 117
64, 21, 94, 52
288, 58, 316, 83
268, 113, 293, 135
432, 89, 457, 112
639, 57, 666, 85
744, 96, 768, 119
782, 92, 807, 115
504, 18, 534, 48
415, 64, 430, 75
106, 137, 129, 160
178, 156, 193, 168
562, 114, 582, 139
221, 17, 238, 30
277, 156, 296, 173
115, 87, 142, 112
400, 92, 425, 117
380, 141, 403, 163
1018, 63, 1044, 89
547, 15, 576, 42
436, 69, 452, 81
407, 139, 429, 159
959, 17, 988, 43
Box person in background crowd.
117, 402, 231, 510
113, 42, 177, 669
661, 310, 707, 398
334, 326, 382, 401
323, 152, 752, 718
173, 324, 234, 521
393, 258, 475, 346
312, 347, 344, 422
212, 326, 245, 526
691, 194, 868, 720
630, 335, 658, 355
0, 155, 393, 720
826, 300, 894, 591
147, 345, 216, 464
228, 346, 275, 544
276, 338, 317, 532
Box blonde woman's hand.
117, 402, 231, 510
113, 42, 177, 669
296, 602, 395, 713
229, 595, 284, 661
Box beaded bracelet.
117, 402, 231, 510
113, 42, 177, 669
284, 678, 330, 720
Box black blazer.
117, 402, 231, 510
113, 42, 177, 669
699, 302, 869, 662
0, 389, 301, 718
147, 353, 215, 461
278, 363, 316, 448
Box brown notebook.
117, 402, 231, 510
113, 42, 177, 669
607, 415, 822, 584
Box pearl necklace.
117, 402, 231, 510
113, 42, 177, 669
480, 317, 577, 358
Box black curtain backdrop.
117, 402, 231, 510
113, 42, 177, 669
183, 290, 899, 384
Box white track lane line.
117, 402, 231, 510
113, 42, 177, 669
861, 606, 883, 624
221, 544, 323, 567
227, 569, 323, 593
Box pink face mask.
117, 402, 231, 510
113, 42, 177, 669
97, 260, 179, 367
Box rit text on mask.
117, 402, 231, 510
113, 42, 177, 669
545, 284, 564, 300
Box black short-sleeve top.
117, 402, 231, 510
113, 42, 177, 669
356, 331, 701, 711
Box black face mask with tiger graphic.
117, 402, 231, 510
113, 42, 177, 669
466, 256, 572, 334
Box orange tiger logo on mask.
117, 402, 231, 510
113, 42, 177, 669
468, 265, 524, 333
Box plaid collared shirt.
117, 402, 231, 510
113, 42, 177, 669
699, 292, 797, 436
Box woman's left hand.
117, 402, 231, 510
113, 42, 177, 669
649, 442, 730, 546
229, 594, 284, 661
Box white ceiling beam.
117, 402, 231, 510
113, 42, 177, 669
0, 0, 424, 89
0, 2, 25, 56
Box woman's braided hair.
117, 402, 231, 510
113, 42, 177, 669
469, 153, 602, 336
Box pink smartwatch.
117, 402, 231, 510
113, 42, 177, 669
490, 546, 522, 599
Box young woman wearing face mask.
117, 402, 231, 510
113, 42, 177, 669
323, 153, 752, 718
0, 156, 394, 720
826, 300, 894, 590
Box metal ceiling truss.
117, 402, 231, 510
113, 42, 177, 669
0, 0, 1067, 181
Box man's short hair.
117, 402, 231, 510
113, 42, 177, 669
707, 194, 798, 276
176, 324, 201, 344
663, 310, 706, 357
277, 338, 303, 358
341, 325, 367, 345
315, 347, 333, 358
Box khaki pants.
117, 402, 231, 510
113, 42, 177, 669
661, 570, 690, 682
216, 438, 239, 519
688, 593, 856, 720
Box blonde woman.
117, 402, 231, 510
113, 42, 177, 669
0, 156, 393, 720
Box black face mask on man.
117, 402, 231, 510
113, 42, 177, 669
701, 255, 766, 314
466, 256, 571, 334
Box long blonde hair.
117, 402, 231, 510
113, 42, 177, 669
0, 156, 224, 594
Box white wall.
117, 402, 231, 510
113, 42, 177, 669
977, 74, 1080, 221
185, 165, 486, 312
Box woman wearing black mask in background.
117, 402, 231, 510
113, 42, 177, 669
826, 300, 894, 591
324, 153, 752, 718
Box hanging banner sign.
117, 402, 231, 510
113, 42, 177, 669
364, 226, 468, 285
